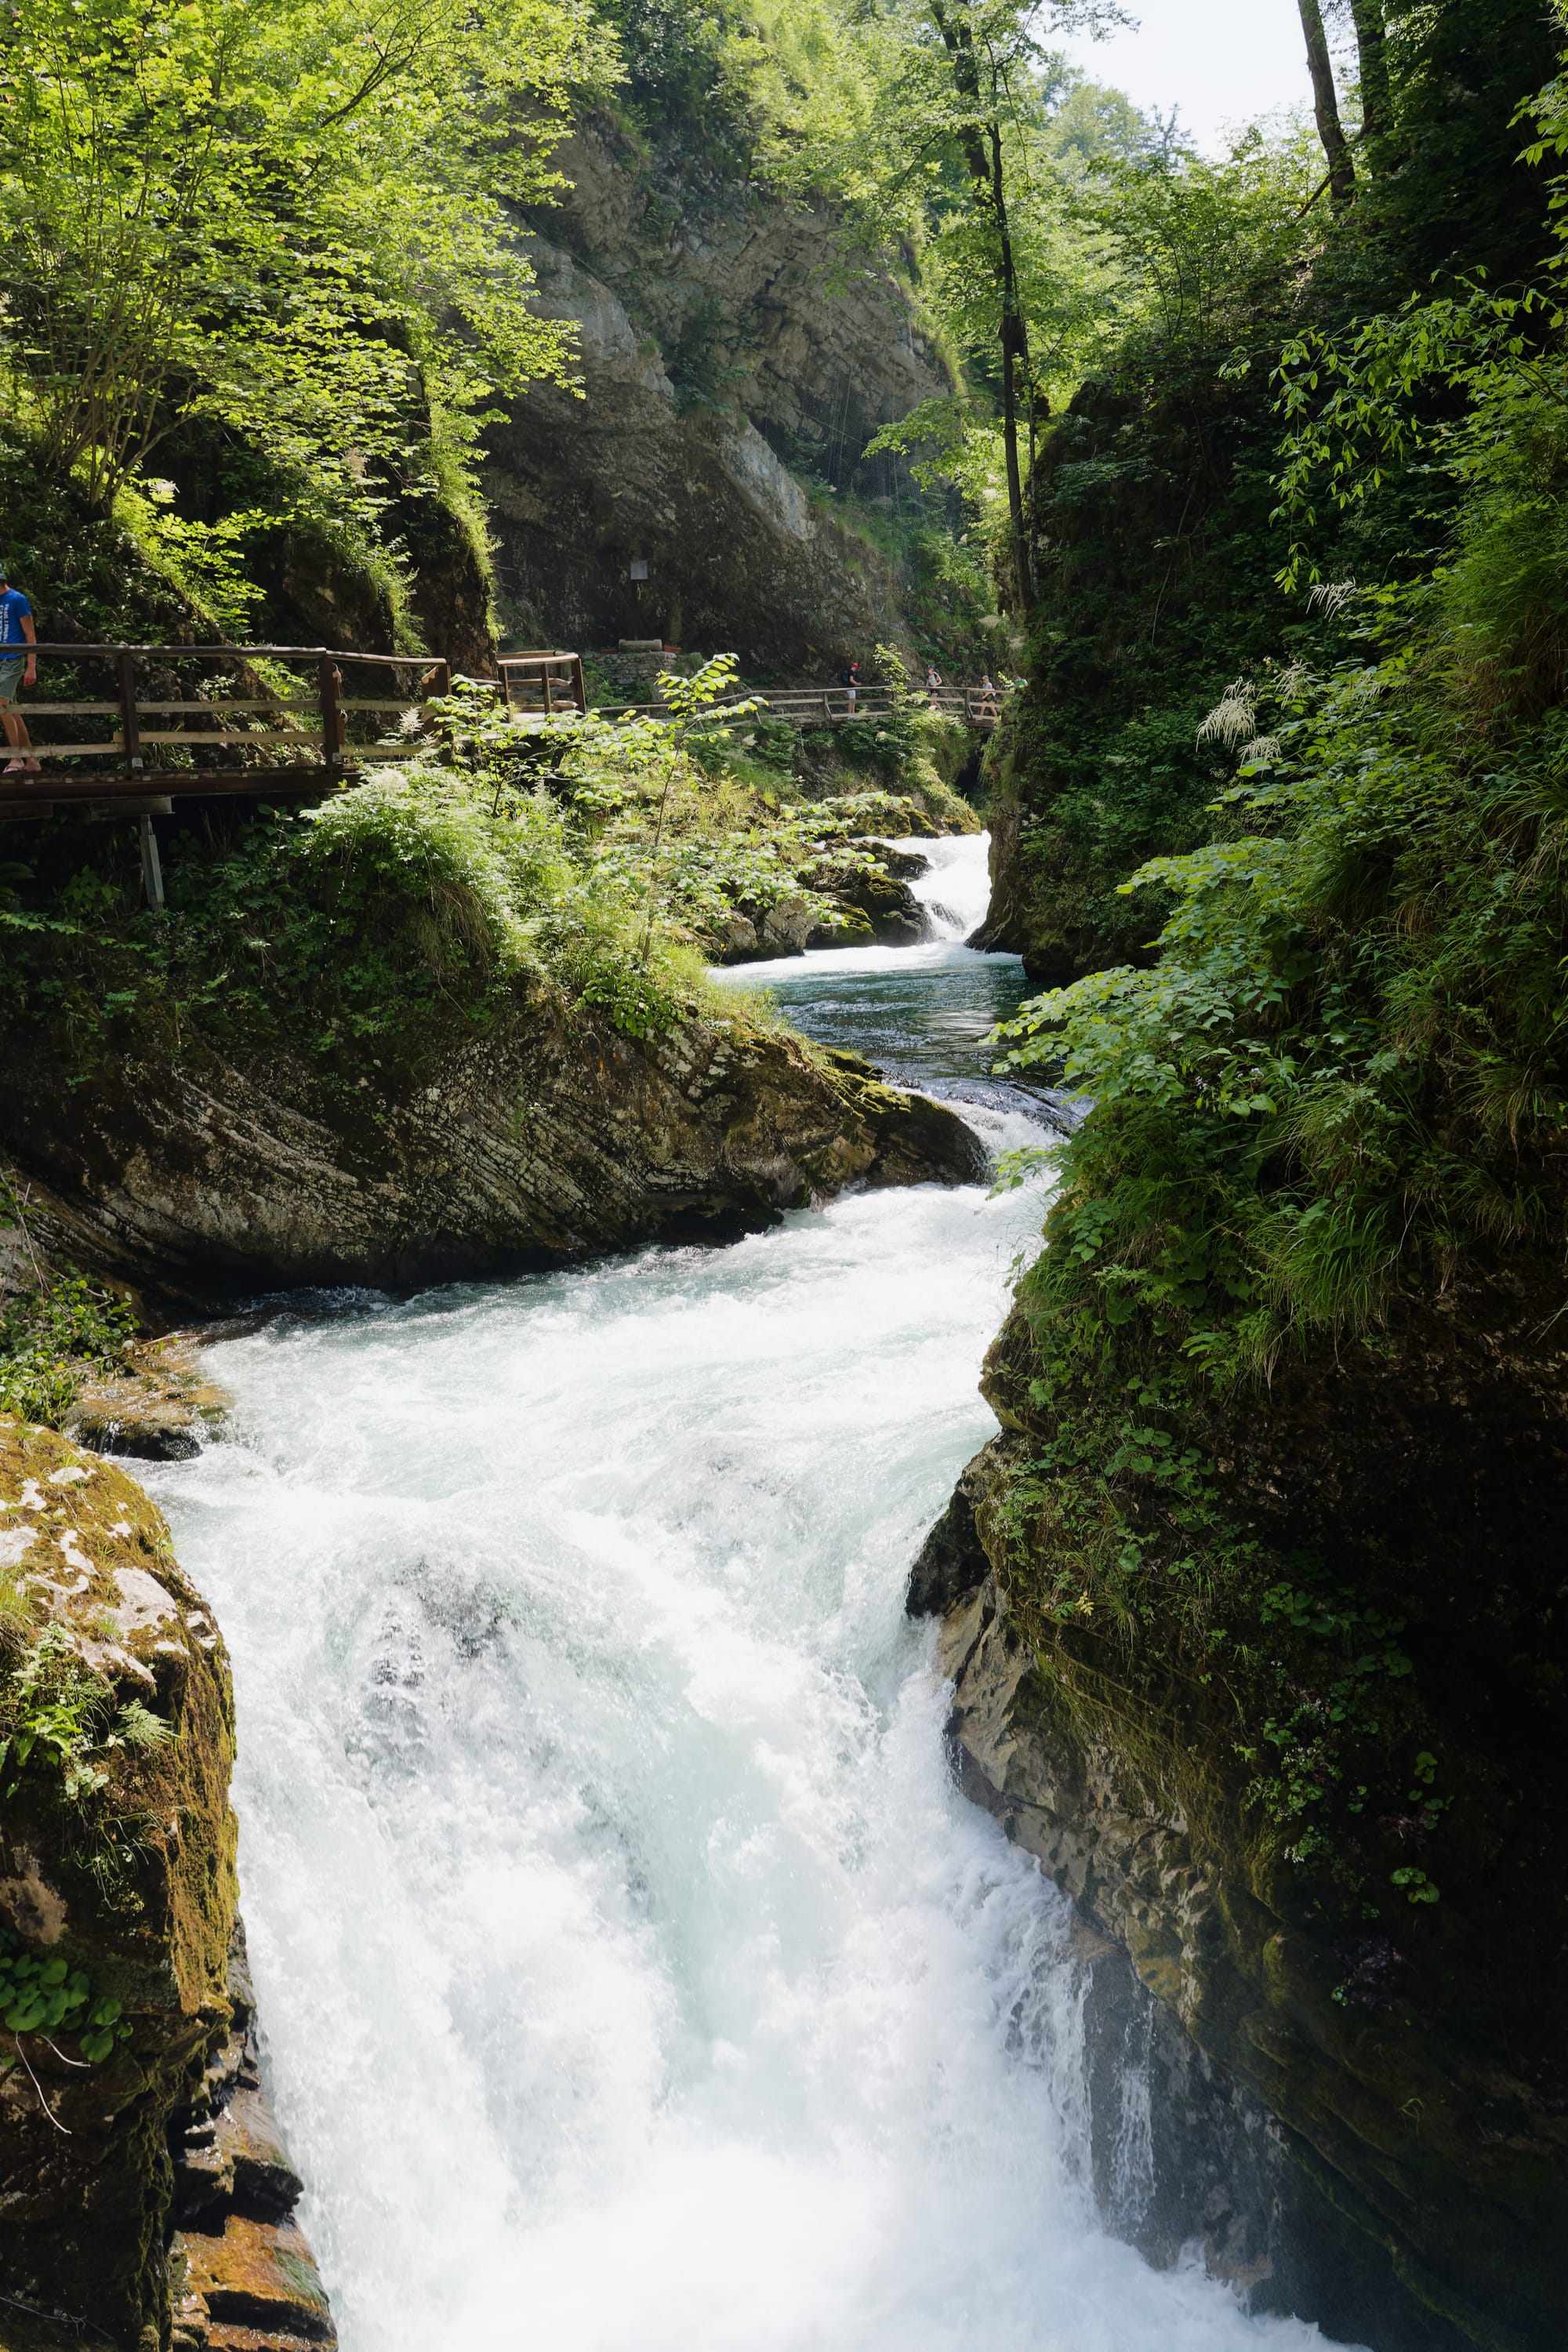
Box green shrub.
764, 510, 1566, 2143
985, 212, 1568, 1897
0, 1268, 136, 1426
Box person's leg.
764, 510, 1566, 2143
2, 711, 36, 769
0, 663, 34, 771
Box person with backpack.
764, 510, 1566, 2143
838, 656, 860, 714
0, 561, 38, 775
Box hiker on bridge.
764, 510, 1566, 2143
0, 562, 38, 774
839, 657, 860, 713
978, 673, 998, 717
924, 662, 942, 708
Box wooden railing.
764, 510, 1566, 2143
0, 642, 452, 810
0, 645, 1004, 823
582, 685, 1007, 730
498, 650, 586, 718
755, 685, 1005, 728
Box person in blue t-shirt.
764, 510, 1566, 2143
0, 564, 38, 773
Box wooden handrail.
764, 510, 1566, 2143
116, 651, 143, 775
499, 649, 586, 717
0, 644, 1004, 820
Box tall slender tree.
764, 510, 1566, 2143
927, 2, 1039, 617
1296, 0, 1355, 202
1346, 0, 1392, 144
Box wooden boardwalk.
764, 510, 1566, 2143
0, 644, 997, 821
0, 641, 465, 813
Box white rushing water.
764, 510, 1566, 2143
147, 835, 1345, 2352
905, 829, 997, 942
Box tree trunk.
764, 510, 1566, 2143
989, 118, 1036, 620
1347, 0, 1392, 145
1296, 0, 1356, 203
930, 2, 1036, 619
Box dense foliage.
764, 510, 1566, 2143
0, 0, 616, 643
985, 13, 1568, 1924
0, 0, 609, 506
982, 0, 1560, 982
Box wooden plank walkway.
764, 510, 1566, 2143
0, 644, 999, 822
0, 641, 468, 815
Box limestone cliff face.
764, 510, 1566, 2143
486, 114, 948, 668
0, 1425, 333, 2352
915, 1277, 1568, 2352
2, 985, 985, 1305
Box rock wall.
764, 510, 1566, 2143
486, 114, 949, 670
2, 984, 985, 1306
169, 1926, 335, 2352
913, 1278, 1568, 2352
0, 1425, 332, 2352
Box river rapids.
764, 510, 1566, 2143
148, 836, 1347, 2352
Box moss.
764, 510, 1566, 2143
943, 1252, 1568, 2347
0, 1424, 238, 2347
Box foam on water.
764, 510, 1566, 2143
906, 829, 997, 942
147, 854, 1352, 2352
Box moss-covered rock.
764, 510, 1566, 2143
920, 1269, 1568, 2352
0, 1423, 238, 2348
62, 1338, 231, 1465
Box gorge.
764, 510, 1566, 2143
3, 2, 1568, 2348
127, 847, 1356, 2352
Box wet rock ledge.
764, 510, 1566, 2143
170, 1927, 333, 2352
4, 986, 986, 1308
911, 1283, 1568, 2352
0, 1421, 333, 2352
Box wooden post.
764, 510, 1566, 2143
318, 659, 344, 771
139, 815, 164, 908
433, 661, 451, 699
543, 665, 555, 718
571, 655, 586, 714
822, 691, 833, 724
117, 651, 143, 771
502, 664, 514, 716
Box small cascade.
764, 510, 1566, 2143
896, 831, 994, 943
1108, 2001, 1160, 2234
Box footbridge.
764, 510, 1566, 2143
0, 643, 1003, 822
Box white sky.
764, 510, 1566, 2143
1058, 0, 1316, 154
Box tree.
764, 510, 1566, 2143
907, 4, 1131, 621
1346, 0, 1392, 144
0, 0, 615, 515
924, 2, 1047, 616
1296, 0, 1355, 204
786, 3, 1123, 623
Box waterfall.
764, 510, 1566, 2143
145, 854, 1349, 2352
900, 831, 994, 942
